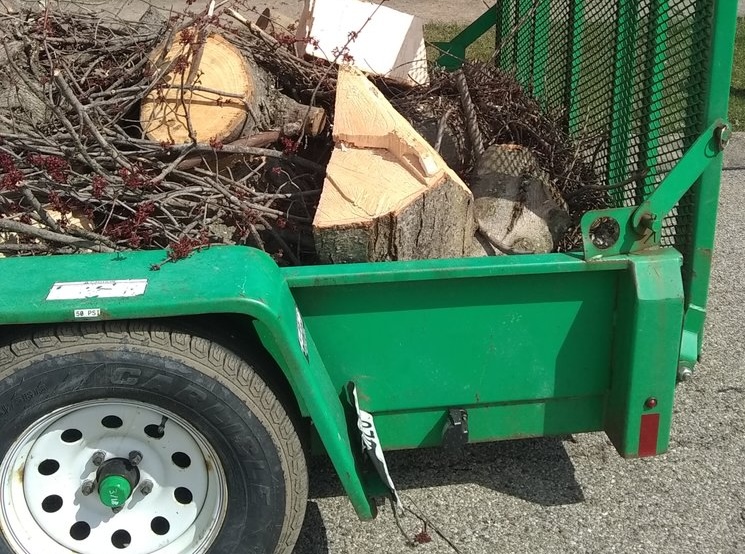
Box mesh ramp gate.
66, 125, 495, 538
436, 0, 738, 360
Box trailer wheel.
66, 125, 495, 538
0, 322, 307, 554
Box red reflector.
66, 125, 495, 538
638, 413, 660, 457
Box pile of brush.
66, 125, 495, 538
0, 2, 606, 263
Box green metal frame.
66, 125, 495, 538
0, 245, 684, 517
579, 119, 727, 259
679, 1, 739, 368
565, 0, 585, 134
432, 4, 498, 69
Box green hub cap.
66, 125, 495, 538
98, 475, 132, 508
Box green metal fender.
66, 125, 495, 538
0, 246, 376, 519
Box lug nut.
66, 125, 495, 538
81, 480, 95, 496
139, 480, 153, 495
128, 450, 143, 466
91, 450, 106, 466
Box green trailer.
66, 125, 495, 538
0, 0, 739, 552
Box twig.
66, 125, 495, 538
53, 70, 133, 171
564, 169, 648, 200
434, 107, 455, 153
0, 218, 114, 251
165, 142, 325, 173
21, 187, 60, 232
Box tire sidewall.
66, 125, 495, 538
0, 340, 287, 553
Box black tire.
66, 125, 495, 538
0, 321, 308, 554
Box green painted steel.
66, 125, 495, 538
531, 0, 550, 99
680, 1, 739, 366
369, 397, 605, 450
565, 0, 585, 135
286, 249, 682, 456
0, 247, 376, 520
579, 119, 726, 259
606, 0, 638, 199
515, 0, 534, 84
495, 0, 513, 69
432, 4, 497, 70
637, 0, 669, 204
605, 250, 684, 456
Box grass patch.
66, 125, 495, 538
730, 18, 745, 131
424, 22, 495, 64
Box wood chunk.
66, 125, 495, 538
141, 33, 254, 144
313, 66, 473, 263
295, 0, 428, 86
471, 144, 570, 254
273, 95, 326, 137
140, 29, 326, 145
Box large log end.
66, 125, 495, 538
471, 144, 570, 254
140, 33, 252, 144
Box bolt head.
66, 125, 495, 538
678, 366, 693, 382
716, 125, 732, 150
139, 480, 153, 496
128, 450, 143, 466
91, 450, 106, 466
81, 480, 95, 496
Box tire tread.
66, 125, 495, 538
0, 321, 308, 554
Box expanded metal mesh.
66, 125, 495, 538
493, 0, 712, 253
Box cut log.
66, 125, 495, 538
141, 33, 254, 144
295, 0, 428, 86
471, 144, 570, 255
313, 66, 474, 263
140, 30, 326, 144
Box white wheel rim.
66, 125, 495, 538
0, 399, 227, 554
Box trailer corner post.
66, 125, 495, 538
605, 249, 684, 458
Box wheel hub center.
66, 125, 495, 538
95, 458, 140, 508
1, 399, 226, 554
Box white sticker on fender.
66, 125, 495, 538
296, 307, 308, 359
47, 279, 148, 300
